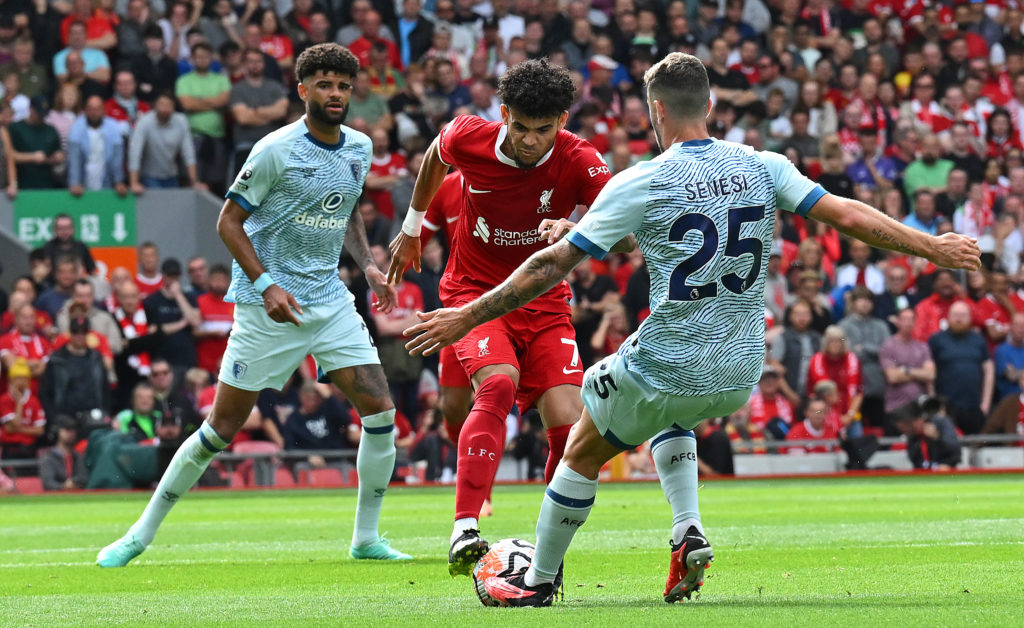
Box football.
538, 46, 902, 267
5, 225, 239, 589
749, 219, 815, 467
471, 538, 536, 607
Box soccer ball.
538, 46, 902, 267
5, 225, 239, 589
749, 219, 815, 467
472, 538, 535, 607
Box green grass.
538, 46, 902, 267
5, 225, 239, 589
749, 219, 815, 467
2, 474, 1023, 627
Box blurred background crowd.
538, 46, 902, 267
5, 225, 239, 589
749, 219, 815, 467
3, 0, 1024, 491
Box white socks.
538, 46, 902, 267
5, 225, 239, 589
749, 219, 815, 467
650, 426, 704, 544
128, 421, 228, 546
352, 409, 396, 548
524, 462, 597, 587
451, 517, 479, 545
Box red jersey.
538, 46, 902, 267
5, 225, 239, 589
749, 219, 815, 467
972, 293, 1024, 353
0, 331, 52, 393
104, 98, 150, 128
368, 151, 407, 219
806, 351, 863, 414
53, 331, 113, 361
0, 389, 45, 446
349, 37, 402, 70
422, 171, 463, 247
372, 281, 423, 338
913, 293, 968, 342
748, 391, 795, 428
196, 293, 235, 375
784, 419, 838, 454
437, 115, 610, 312
0, 309, 53, 335
136, 273, 164, 300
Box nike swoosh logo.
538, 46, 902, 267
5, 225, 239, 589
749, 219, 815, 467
563, 367, 583, 375
469, 185, 492, 194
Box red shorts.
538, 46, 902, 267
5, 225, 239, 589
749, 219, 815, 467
437, 344, 470, 388
452, 306, 583, 413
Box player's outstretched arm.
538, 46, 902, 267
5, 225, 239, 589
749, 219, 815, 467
388, 136, 450, 285
404, 239, 590, 356
539, 218, 637, 253
806, 194, 982, 271
345, 205, 398, 314
217, 199, 303, 325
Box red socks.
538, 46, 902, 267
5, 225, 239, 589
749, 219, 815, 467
454, 374, 516, 521
544, 423, 573, 484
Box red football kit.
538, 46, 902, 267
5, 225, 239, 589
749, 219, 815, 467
435, 115, 611, 517
196, 293, 235, 375
437, 114, 610, 410
0, 389, 46, 447
0, 331, 52, 394
806, 351, 863, 415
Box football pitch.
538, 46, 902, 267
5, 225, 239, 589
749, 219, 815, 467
2, 474, 1022, 627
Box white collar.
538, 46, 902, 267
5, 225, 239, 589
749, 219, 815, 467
494, 125, 555, 169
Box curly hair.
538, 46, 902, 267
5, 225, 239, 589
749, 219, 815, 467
497, 58, 575, 119
295, 43, 360, 83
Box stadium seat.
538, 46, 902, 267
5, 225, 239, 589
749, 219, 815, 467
15, 476, 43, 494
232, 441, 281, 486
228, 471, 247, 488
299, 468, 345, 487
274, 468, 296, 487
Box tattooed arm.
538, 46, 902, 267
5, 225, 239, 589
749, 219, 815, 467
466, 240, 588, 327
806, 194, 981, 271
403, 240, 589, 356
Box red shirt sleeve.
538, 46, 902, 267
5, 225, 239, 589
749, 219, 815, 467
438, 115, 484, 169
848, 354, 863, 398
572, 142, 612, 207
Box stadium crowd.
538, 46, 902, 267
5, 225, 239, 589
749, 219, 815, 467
3, 0, 1024, 491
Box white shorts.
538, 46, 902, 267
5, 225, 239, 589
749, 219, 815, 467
218, 293, 379, 392
581, 352, 753, 449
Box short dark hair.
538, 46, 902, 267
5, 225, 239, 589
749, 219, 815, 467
294, 43, 359, 83
209, 263, 230, 277
643, 52, 710, 121
192, 42, 213, 56
73, 277, 92, 289
497, 58, 574, 119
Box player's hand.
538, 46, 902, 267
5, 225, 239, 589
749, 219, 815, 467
929, 233, 981, 271
366, 265, 398, 314
262, 284, 303, 326
403, 308, 472, 356
387, 232, 421, 285
538, 218, 576, 244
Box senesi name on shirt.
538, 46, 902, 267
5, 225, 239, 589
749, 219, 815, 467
681, 174, 751, 202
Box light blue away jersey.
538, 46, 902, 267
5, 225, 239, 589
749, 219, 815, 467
224, 117, 371, 305
567, 138, 826, 397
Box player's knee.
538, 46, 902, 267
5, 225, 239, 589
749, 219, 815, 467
477, 373, 516, 402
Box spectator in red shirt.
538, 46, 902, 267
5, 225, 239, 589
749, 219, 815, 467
590, 302, 629, 362
194, 264, 234, 375
973, 268, 1024, 352
785, 397, 839, 454
365, 127, 407, 220
748, 365, 796, 438
105, 69, 151, 137
913, 269, 967, 342
349, 10, 402, 70
0, 358, 46, 460
807, 325, 864, 435
255, 9, 294, 78
60, 0, 117, 50
0, 303, 52, 394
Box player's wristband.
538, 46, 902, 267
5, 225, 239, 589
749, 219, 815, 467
401, 206, 426, 237
253, 272, 275, 294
